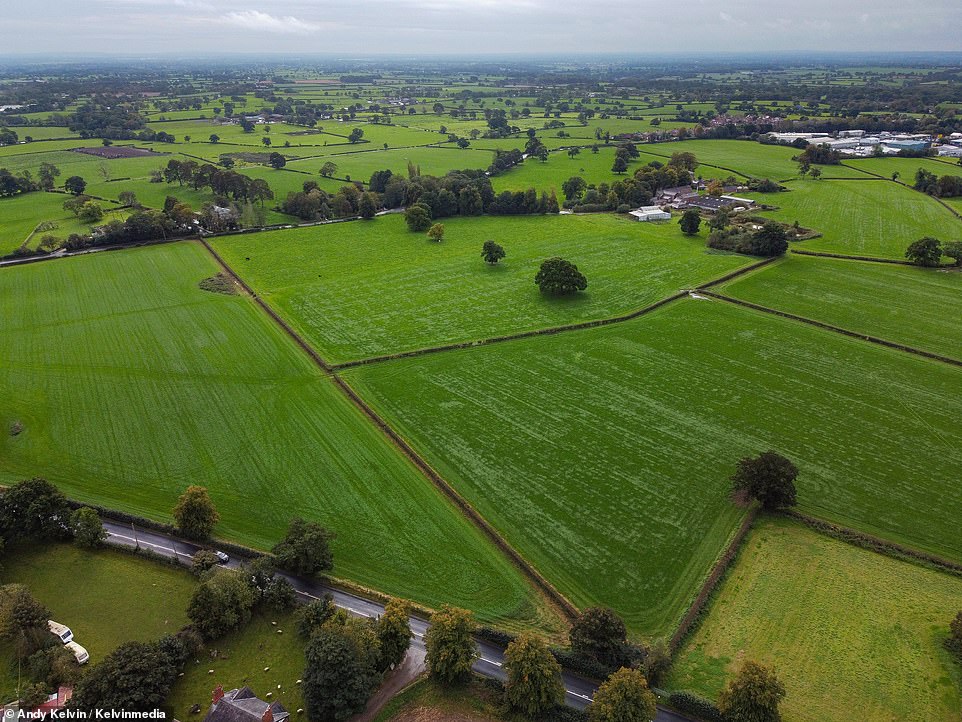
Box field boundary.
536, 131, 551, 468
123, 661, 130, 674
668, 506, 758, 655
197, 238, 580, 626
782, 510, 962, 578
790, 248, 916, 265
699, 290, 962, 367
332, 256, 779, 370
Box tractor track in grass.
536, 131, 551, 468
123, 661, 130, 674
699, 290, 962, 368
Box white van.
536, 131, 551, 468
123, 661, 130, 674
65, 641, 89, 665
48, 620, 73, 644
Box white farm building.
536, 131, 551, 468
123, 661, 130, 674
629, 206, 671, 222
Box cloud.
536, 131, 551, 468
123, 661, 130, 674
219, 9, 320, 34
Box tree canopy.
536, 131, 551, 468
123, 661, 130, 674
731, 451, 798, 510
503, 632, 564, 716
425, 605, 478, 686
535, 257, 588, 295
270, 517, 335, 577
172, 485, 219, 541
718, 660, 786, 722
588, 667, 657, 722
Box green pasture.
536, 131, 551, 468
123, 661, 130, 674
344, 299, 962, 637
844, 156, 962, 180
165, 608, 305, 719
0, 543, 195, 702
721, 255, 962, 359
752, 179, 962, 258
210, 213, 753, 363
286, 145, 493, 183
668, 517, 962, 722
0, 241, 554, 631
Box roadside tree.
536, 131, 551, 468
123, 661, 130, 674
71, 507, 106, 548
173, 485, 219, 541
271, 517, 334, 577
718, 660, 786, 722
588, 667, 657, 722
503, 632, 564, 717
425, 605, 478, 685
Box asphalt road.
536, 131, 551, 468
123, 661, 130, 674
103, 520, 690, 720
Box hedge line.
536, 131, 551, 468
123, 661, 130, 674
781, 510, 962, 578
790, 248, 916, 265
669, 507, 758, 655
700, 291, 962, 368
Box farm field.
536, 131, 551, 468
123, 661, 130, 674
638, 140, 868, 180
720, 255, 962, 360
843, 156, 962, 180
0, 241, 554, 630
0, 543, 196, 702
287, 145, 494, 182
752, 179, 962, 258
667, 517, 962, 722
344, 299, 962, 637
165, 608, 305, 720
210, 213, 754, 363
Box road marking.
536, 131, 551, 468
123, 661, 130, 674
295, 590, 372, 617
107, 532, 193, 559
478, 657, 502, 667
567, 691, 593, 701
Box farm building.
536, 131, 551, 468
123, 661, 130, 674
629, 206, 671, 222
204, 686, 289, 722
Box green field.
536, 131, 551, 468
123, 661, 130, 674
751, 179, 962, 258
210, 213, 753, 363
344, 299, 962, 637
668, 518, 962, 722
720, 255, 962, 359
0, 543, 196, 701
0, 241, 554, 630
165, 608, 305, 719
844, 156, 962, 180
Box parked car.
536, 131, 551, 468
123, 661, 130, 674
215, 551, 229, 564
65, 641, 89, 665
47, 620, 73, 644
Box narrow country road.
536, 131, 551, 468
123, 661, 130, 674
102, 520, 691, 720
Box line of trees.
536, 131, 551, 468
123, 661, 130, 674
914, 168, 962, 198
162, 159, 273, 203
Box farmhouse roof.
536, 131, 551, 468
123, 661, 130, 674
203, 687, 289, 722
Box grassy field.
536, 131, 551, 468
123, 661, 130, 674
344, 299, 962, 637
211, 213, 753, 363
287, 146, 494, 183
0, 241, 555, 631
667, 518, 962, 722
720, 255, 962, 359
844, 156, 962, 180
0, 543, 196, 702
374, 678, 502, 722
751, 179, 962, 258
165, 609, 305, 719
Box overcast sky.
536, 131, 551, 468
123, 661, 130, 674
2, 0, 961, 56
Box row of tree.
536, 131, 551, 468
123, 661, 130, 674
914, 168, 962, 198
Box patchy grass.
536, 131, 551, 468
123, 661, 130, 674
344, 299, 962, 637
667, 517, 962, 722
211, 213, 752, 363
374, 677, 503, 722
720, 254, 962, 359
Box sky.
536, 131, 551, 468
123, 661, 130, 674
2, 0, 961, 56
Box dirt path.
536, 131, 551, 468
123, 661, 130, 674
350, 646, 427, 722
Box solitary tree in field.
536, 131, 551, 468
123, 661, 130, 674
809, 166, 822, 180
679, 209, 701, 236
425, 605, 478, 686
271, 517, 334, 577
268, 152, 286, 169
611, 155, 628, 174
905, 237, 943, 267
261, 136, 271, 147
568, 146, 581, 159
570, 607, 629, 667
718, 661, 786, 722
503, 632, 564, 717
173, 485, 219, 541
731, 451, 798, 510
209, 134, 220, 144
588, 668, 657, 722
536, 257, 587, 295
892, 171, 900, 182
481, 240, 505, 264
348, 128, 364, 144
320, 161, 338, 178
427, 222, 445, 242
38, 162, 61, 191
64, 176, 86, 195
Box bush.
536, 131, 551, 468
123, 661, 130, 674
945, 610, 962, 661
668, 691, 723, 722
